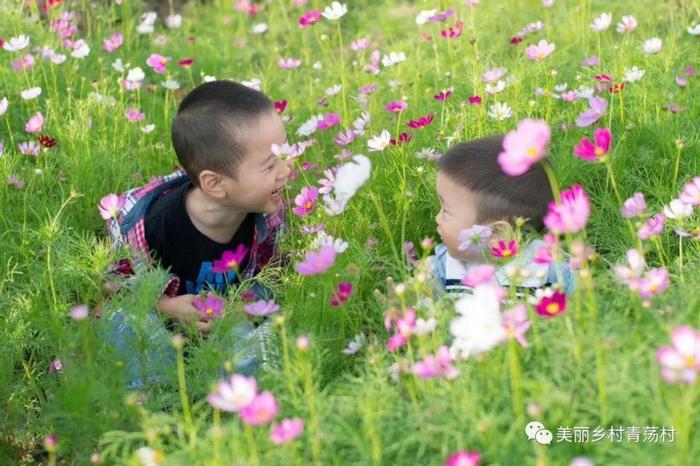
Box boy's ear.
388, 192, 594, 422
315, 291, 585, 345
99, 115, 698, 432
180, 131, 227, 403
488, 220, 514, 240
198, 170, 227, 198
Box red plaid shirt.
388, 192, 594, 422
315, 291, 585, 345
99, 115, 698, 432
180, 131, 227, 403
105, 170, 285, 297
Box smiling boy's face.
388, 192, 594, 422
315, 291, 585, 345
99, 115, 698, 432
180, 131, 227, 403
216, 110, 292, 214
435, 171, 481, 260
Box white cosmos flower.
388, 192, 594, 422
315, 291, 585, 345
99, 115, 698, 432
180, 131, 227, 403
165, 14, 182, 29
241, 78, 261, 90
322, 193, 348, 215
688, 24, 700, 35
161, 79, 180, 90
140, 124, 155, 133
623, 66, 645, 83
487, 102, 512, 120
381, 52, 406, 67
352, 111, 371, 136
367, 130, 391, 152
342, 334, 364, 355
251, 23, 268, 34
450, 285, 506, 359
616, 15, 637, 33
203, 75, 217, 82
591, 13, 612, 31
135, 447, 163, 466
0, 97, 8, 116
485, 80, 506, 94
663, 199, 693, 219
51, 53, 66, 64
642, 38, 662, 54
112, 58, 128, 72
21, 87, 41, 100
414, 317, 437, 336
315, 232, 349, 253
71, 40, 90, 59
333, 154, 371, 202
3, 35, 30, 52
326, 84, 341, 96
321, 1, 348, 20
415, 9, 437, 25
297, 114, 322, 137
126, 67, 145, 82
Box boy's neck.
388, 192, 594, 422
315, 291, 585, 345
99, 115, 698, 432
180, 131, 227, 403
185, 186, 249, 244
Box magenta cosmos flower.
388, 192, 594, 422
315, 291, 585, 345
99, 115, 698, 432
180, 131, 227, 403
574, 128, 612, 161
576, 96, 608, 127
407, 112, 434, 129
543, 184, 591, 234
146, 53, 168, 73
525, 39, 555, 60
244, 299, 280, 316
212, 244, 248, 273
239, 391, 279, 426
535, 290, 567, 317
330, 282, 352, 307
207, 374, 257, 412
193, 294, 225, 320
498, 119, 551, 176
385, 100, 407, 113
316, 113, 340, 130
270, 418, 304, 444
292, 186, 318, 217
98, 193, 125, 220
491, 239, 518, 259
295, 245, 337, 275
657, 325, 700, 384
299, 10, 322, 26
25, 111, 44, 133
445, 450, 480, 466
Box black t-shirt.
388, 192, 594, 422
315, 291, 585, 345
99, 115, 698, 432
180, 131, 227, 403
144, 180, 254, 295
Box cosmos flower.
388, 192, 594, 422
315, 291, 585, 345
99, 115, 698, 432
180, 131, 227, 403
330, 282, 352, 307
412, 346, 460, 380
321, 1, 348, 21
98, 193, 125, 220
270, 418, 304, 444
244, 299, 280, 316
621, 193, 646, 218
642, 38, 662, 54
525, 39, 555, 61
575, 96, 608, 127
497, 118, 551, 175
207, 374, 257, 412
295, 245, 337, 275
193, 294, 225, 320
239, 391, 279, 425
534, 289, 567, 317
543, 184, 591, 234
212, 244, 249, 273
292, 186, 318, 217
657, 326, 700, 384
573, 128, 612, 161
24, 111, 45, 133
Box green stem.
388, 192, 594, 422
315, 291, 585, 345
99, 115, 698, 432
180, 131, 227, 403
244, 423, 261, 466
175, 344, 195, 446
507, 339, 524, 420
540, 159, 560, 202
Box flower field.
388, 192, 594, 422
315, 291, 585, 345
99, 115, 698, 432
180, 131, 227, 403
1, 0, 699, 465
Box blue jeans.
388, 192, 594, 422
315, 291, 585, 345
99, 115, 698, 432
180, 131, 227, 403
104, 308, 278, 390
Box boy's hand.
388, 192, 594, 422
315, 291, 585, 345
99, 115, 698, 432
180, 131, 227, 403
156, 294, 211, 334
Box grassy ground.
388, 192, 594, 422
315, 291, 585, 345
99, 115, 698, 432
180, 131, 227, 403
1, 0, 699, 464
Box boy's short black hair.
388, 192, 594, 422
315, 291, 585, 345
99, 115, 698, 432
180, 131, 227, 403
437, 135, 553, 231
171, 80, 275, 186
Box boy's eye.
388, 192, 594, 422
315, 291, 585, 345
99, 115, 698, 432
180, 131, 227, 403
266, 164, 275, 171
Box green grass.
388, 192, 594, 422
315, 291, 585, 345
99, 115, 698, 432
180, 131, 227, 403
1, 0, 699, 464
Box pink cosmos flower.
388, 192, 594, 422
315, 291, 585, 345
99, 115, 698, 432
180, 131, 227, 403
657, 325, 700, 384
69, 304, 89, 320
292, 186, 318, 217
468, 95, 482, 105
317, 169, 336, 194
429, 7, 455, 22
534, 233, 558, 264
207, 374, 257, 412
350, 38, 370, 51
576, 96, 608, 127
146, 53, 168, 73
535, 290, 567, 317
244, 299, 280, 316
316, 113, 340, 130
124, 108, 145, 122
457, 225, 492, 255
386, 307, 416, 351
48, 358, 63, 372
525, 39, 555, 61
434, 88, 453, 100
407, 113, 434, 129
636, 267, 670, 299
270, 418, 304, 444
680, 176, 700, 206
102, 33, 123, 53
461, 264, 496, 288
18, 141, 40, 156
98, 193, 125, 219
543, 184, 591, 234
295, 245, 337, 275
334, 128, 355, 146
193, 294, 225, 320
574, 128, 612, 161
239, 391, 278, 426
445, 450, 480, 466
274, 100, 287, 113
497, 119, 551, 176
385, 100, 407, 113
440, 21, 464, 39
330, 282, 352, 307
491, 239, 518, 258
12, 54, 35, 72
638, 214, 665, 240
299, 10, 322, 26
212, 244, 249, 273
503, 304, 530, 347
412, 346, 459, 380
621, 193, 647, 218
25, 111, 45, 133
277, 58, 301, 69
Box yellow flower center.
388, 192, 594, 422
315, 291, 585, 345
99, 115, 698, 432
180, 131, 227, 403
228, 260, 238, 269
305, 200, 313, 209
648, 283, 658, 292
594, 147, 605, 157
205, 308, 214, 316
528, 147, 538, 157
546, 302, 560, 314
501, 248, 513, 257
686, 356, 697, 367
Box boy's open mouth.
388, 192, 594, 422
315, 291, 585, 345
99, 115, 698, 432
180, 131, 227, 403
270, 188, 282, 200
